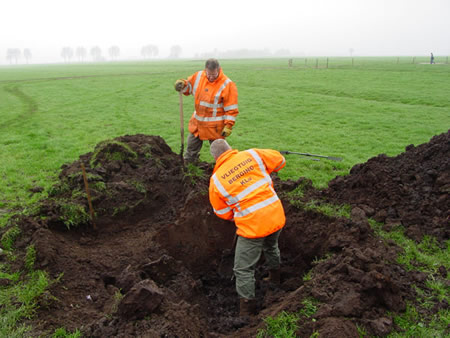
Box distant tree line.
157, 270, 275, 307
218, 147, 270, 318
6, 48, 32, 64
4, 43, 186, 64
4, 43, 187, 64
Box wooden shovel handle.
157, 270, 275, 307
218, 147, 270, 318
179, 92, 184, 153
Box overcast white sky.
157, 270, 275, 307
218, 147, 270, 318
1, 0, 449, 64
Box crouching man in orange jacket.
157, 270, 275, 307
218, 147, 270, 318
208, 139, 286, 317
174, 59, 239, 163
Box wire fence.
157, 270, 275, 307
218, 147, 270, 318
286, 56, 450, 69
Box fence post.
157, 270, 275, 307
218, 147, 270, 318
352, 58, 354, 67
397, 57, 399, 64
315, 59, 318, 69
326, 58, 329, 69
305, 58, 307, 67
412, 57, 415, 64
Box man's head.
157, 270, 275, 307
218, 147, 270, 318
205, 58, 220, 82
210, 139, 232, 160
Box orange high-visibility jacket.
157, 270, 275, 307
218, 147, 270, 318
209, 149, 286, 238
182, 68, 239, 140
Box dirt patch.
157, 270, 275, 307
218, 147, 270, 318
320, 130, 449, 243
3, 132, 448, 336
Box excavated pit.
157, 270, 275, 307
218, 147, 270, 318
4, 132, 449, 337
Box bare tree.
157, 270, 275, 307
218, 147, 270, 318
23, 48, 32, 64
141, 45, 149, 59
169, 45, 182, 58
151, 45, 158, 57
108, 45, 120, 61
6, 48, 21, 64
90, 46, 102, 62
349, 48, 354, 57
76, 46, 87, 62
61, 47, 74, 63
141, 44, 158, 59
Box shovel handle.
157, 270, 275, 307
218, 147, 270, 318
179, 92, 184, 155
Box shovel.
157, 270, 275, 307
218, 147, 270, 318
218, 234, 237, 280
280, 150, 342, 162
179, 92, 185, 165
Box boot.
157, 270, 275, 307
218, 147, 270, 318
263, 268, 281, 284
239, 298, 257, 317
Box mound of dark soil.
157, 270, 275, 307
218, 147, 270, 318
321, 130, 449, 243
4, 133, 448, 337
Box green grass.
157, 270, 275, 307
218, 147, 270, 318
1, 57, 449, 335
1, 58, 449, 224
256, 298, 318, 337
0, 270, 51, 337
370, 222, 450, 274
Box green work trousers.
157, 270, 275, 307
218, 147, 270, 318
233, 229, 282, 299
184, 133, 213, 162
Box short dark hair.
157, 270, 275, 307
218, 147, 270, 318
205, 58, 220, 70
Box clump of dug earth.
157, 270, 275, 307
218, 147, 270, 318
5, 132, 449, 337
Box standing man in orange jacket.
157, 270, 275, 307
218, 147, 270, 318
209, 139, 286, 316
174, 59, 239, 163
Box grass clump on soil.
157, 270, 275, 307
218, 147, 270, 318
111, 289, 124, 314
58, 202, 90, 229
257, 298, 319, 338
25, 245, 36, 271
389, 303, 449, 338
128, 179, 146, 194
302, 200, 351, 218
0, 270, 51, 338
369, 221, 449, 274
51, 327, 82, 338
90, 140, 138, 168
184, 163, 205, 185
369, 220, 450, 336
288, 195, 351, 219
1, 225, 21, 251
256, 311, 300, 338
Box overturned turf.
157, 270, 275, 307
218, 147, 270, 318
3, 133, 449, 337
321, 130, 449, 243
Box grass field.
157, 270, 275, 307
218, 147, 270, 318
1, 57, 449, 221
0, 57, 449, 336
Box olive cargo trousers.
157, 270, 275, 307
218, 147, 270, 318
233, 229, 282, 299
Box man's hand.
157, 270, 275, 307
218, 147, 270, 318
221, 125, 232, 137
174, 79, 187, 92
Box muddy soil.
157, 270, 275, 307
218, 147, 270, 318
320, 130, 449, 243
4, 132, 449, 337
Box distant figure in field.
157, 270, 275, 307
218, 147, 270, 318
430, 53, 435, 64
288, 59, 293, 67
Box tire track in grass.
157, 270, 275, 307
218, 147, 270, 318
1, 84, 38, 129
0, 71, 176, 84
295, 88, 450, 109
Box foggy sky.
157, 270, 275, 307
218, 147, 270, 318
1, 0, 449, 64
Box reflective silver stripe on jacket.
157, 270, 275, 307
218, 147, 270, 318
212, 174, 233, 202
232, 175, 272, 204
274, 157, 286, 171
193, 112, 236, 122
234, 194, 279, 218
212, 79, 232, 116
247, 149, 270, 178
224, 104, 238, 112
214, 206, 231, 215
199, 101, 224, 109
192, 71, 203, 96
183, 82, 192, 94
212, 150, 279, 219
